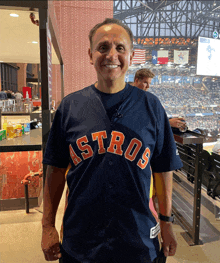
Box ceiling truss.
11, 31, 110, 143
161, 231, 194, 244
114, 0, 220, 47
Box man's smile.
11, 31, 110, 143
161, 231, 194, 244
103, 64, 120, 69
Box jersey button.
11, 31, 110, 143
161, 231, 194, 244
116, 113, 123, 118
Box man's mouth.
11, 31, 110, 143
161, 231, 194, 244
104, 65, 119, 69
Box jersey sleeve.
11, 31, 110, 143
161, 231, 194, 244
150, 99, 183, 173
43, 102, 70, 168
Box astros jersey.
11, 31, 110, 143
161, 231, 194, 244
43, 83, 182, 263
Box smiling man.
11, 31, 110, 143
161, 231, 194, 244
41, 18, 182, 263
88, 22, 134, 94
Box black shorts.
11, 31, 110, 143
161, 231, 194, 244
59, 243, 166, 263
59, 243, 81, 263
153, 248, 167, 263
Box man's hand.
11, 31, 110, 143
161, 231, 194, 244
41, 226, 62, 261
169, 117, 186, 129
41, 165, 66, 260
160, 221, 177, 257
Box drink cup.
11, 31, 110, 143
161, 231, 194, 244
178, 115, 188, 132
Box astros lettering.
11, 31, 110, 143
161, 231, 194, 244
69, 130, 151, 170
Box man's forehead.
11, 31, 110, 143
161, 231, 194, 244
143, 77, 151, 82
92, 24, 130, 44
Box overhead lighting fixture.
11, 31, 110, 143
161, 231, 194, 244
32, 41, 38, 44
10, 13, 19, 17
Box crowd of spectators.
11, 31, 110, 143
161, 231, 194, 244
186, 116, 219, 132
148, 84, 220, 133
149, 84, 220, 110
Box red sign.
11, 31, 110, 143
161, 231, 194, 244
23, 87, 32, 99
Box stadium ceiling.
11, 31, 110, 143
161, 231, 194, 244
114, 0, 220, 47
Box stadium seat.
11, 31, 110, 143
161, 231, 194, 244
204, 153, 220, 199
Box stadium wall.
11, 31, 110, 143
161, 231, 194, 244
51, 0, 113, 104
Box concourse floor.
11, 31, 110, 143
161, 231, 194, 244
1, 183, 220, 263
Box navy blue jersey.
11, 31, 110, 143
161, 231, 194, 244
43, 84, 182, 263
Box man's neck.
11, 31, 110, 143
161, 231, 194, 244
95, 79, 126, 94
132, 80, 137, 87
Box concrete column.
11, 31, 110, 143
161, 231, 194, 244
17, 63, 27, 95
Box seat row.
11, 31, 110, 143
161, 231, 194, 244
176, 143, 220, 200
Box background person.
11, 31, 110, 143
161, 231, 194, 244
14, 91, 23, 100
41, 18, 182, 263
132, 68, 187, 130
133, 68, 155, 91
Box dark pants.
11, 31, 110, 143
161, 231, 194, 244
59, 243, 166, 263
153, 249, 167, 263
59, 244, 81, 263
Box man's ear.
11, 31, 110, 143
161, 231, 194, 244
88, 48, 93, 65
129, 50, 135, 66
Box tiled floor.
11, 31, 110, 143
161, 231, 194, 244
1, 183, 220, 263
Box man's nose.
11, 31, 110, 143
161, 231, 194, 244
106, 47, 118, 60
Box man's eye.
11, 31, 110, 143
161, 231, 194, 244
99, 46, 108, 52
117, 46, 125, 51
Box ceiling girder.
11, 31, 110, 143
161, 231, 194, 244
114, 0, 220, 38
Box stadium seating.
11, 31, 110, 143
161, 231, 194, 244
204, 153, 220, 199
176, 143, 220, 199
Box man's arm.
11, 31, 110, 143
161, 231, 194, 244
153, 171, 177, 258
41, 165, 66, 261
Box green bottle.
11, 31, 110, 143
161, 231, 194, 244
21, 119, 25, 135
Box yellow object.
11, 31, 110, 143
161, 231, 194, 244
12, 122, 17, 138
16, 124, 22, 137
3, 117, 7, 130
7, 122, 15, 140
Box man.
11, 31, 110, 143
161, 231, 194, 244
14, 91, 23, 100
41, 18, 182, 263
133, 68, 155, 92
133, 68, 187, 130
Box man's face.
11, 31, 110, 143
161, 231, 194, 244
135, 77, 152, 91
89, 24, 134, 84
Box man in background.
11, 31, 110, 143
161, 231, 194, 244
14, 91, 23, 100
132, 68, 187, 130
133, 68, 155, 92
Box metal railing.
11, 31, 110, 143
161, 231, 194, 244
173, 131, 203, 245
21, 170, 43, 213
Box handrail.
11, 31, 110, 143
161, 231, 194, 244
21, 169, 43, 213
173, 131, 203, 245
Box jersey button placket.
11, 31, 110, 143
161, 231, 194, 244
109, 183, 114, 189
107, 158, 114, 188
111, 112, 123, 125
109, 160, 113, 166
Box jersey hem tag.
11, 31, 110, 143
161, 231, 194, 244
150, 222, 160, 239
